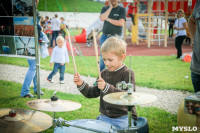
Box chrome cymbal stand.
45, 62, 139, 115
53, 118, 117, 133
115, 55, 134, 128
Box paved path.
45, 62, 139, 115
0, 64, 192, 114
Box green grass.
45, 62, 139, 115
0, 55, 193, 92
0, 80, 178, 133
37, 0, 104, 12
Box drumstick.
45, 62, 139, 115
92, 28, 101, 79
66, 29, 77, 73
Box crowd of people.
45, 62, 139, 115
38, 14, 68, 47
20, 0, 200, 131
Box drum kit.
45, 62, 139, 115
0, 89, 156, 133
0, 55, 156, 132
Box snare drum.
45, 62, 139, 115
54, 119, 117, 133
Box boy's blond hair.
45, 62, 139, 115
56, 36, 65, 43
101, 37, 127, 57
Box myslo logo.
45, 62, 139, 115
172, 126, 197, 132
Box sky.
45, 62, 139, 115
13, 17, 34, 25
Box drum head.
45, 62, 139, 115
54, 119, 117, 133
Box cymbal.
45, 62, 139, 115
103, 92, 157, 106
0, 108, 52, 133
27, 99, 81, 112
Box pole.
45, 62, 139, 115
32, 0, 40, 99
127, 106, 132, 127
147, 0, 152, 48
164, 0, 168, 47
136, 0, 140, 45
129, 55, 131, 84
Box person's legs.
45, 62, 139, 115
169, 26, 173, 38
54, 31, 60, 46
175, 37, 179, 58
50, 31, 56, 47
20, 59, 36, 97
99, 34, 109, 71
61, 30, 66, 38
50, 31, 54, 47
191, 72, 200, 93
171, 27, 173, 37
128, 14, 135, 25
47, 63, 59, 80
97, 114, 134, 130
59, 64, 65, 81
185, 37, 188, 43
177, 36, 186, 58
33, 73, 37, 93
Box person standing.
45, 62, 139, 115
60, 17, 68, 38
127, 2, 136, 25
188, 0, 200, 93
40, 16, 45, 28
50, 14, 61, 47
44, 16, 50, 28
47, 36, 69, 84
20, 0, 44, 98
45, 21, 52, 43
168, 19, 175, 38
174, 9, 188, 59
99, 0, 126, 71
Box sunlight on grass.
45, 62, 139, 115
0, 80, 178, 133
0, 55, 193, 92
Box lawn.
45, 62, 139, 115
0, 80, 178, 133
0, 55, 193, 92
37, 0, 104, 12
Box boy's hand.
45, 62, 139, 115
61, 63, 64, 65
67, 63, 69, 66
74, 73, 83, 86
97, 78, 106, 90
50, 63, 53, 67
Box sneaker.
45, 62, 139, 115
47, 78, 54, 83
40, 41, 46, 44
60, 80, 64, 84
34, 90, 44, 95
24, 93, 35, 98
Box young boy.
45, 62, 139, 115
74, 37, 137, 129
47, 36, 69, 84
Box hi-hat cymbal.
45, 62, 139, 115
0, 108, 52, 133
103, 92, 157, 106
27, 99, 81, 112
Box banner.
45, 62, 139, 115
0, 0, 35, 58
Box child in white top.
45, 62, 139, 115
47, 36, 69, 84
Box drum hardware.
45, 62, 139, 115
0, 108, 52, 133
27, 92, 81, 120
53, 118, 117, 133
51, 91, 58, 101
27, 92, 82, 112
51, 92, 58, 119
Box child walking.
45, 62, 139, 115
47, 36, 69, 84
74, 37, 137, 129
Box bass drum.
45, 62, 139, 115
54, 119, 117, 133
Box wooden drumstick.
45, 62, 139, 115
66, 29, 77, 73
92, 28, 101, 79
